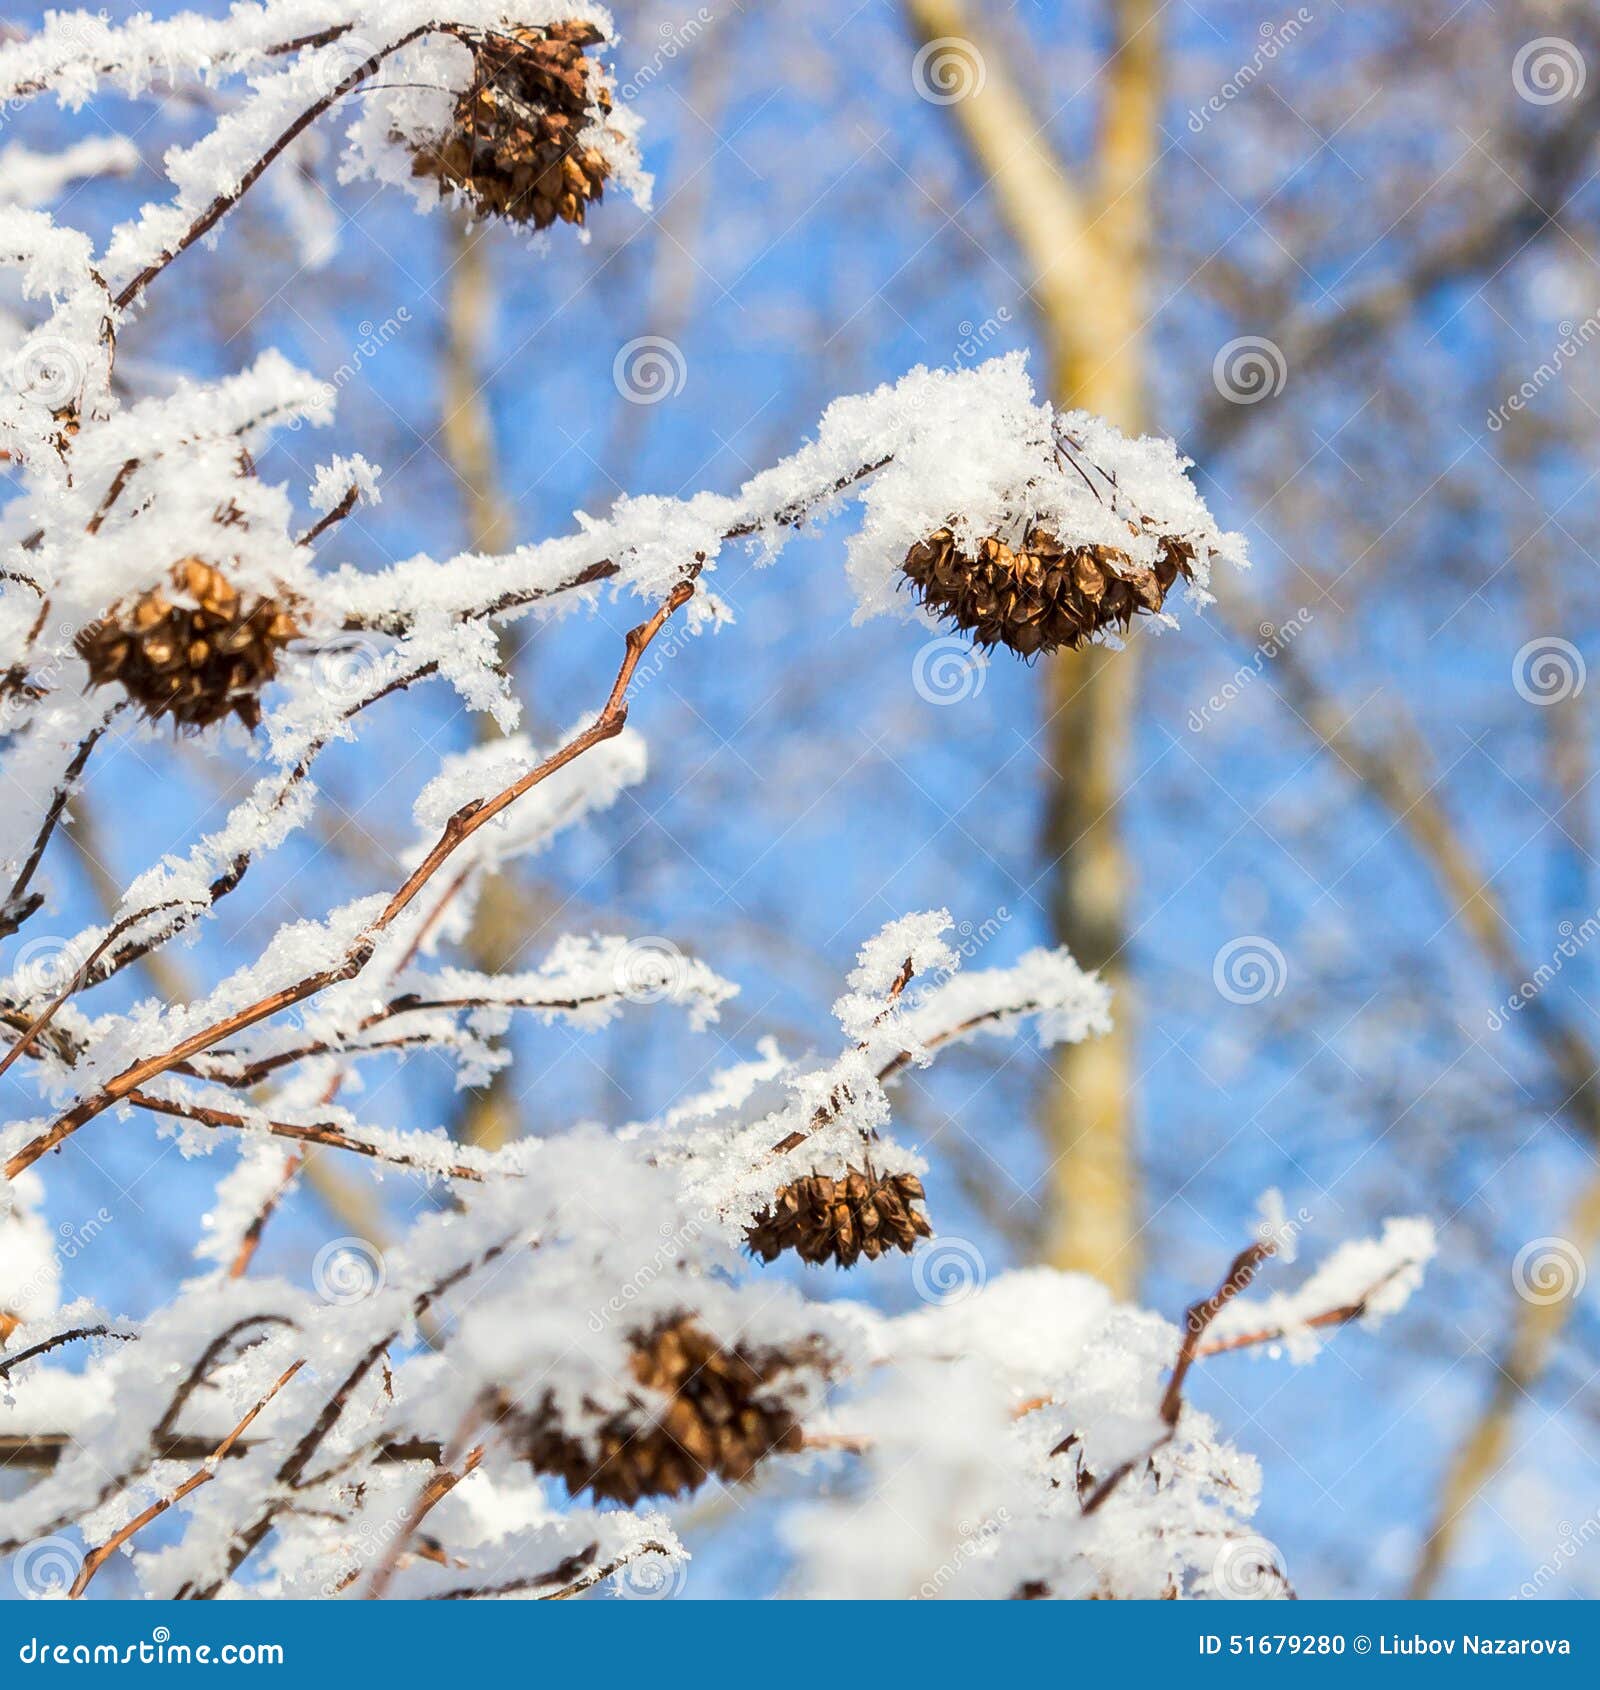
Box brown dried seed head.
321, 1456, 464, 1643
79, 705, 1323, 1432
523, 1314, 818, 1505
747, 1162, 933, 1268
407, 24, 614, 231
902, 522, 1197, 657
79, 558, 300, 732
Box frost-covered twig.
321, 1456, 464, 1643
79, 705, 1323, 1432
4, 578, 697, 1178
68, 1358, 307, 1598
1081, 1240, 1272, 1516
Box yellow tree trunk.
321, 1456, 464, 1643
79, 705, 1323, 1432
439, 213, 521, 1151
904, 0, 1160, 1295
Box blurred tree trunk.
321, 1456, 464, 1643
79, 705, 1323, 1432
439, 212, 522, 1151
904, 0, 1160, 1295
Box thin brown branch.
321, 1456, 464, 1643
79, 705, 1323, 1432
0, 1325, 132, 1382
0, 709, 119, 940
0, 895, 185, 1081
364, 1439, 484, 1599
1081, 1242, 1273, 1516
111, 30, 429, 314
1194, 1263, 1410, 1357
296, 483, 361, 549
69, 1360, 305, 1598
228, 1153, 305, 1279
6, 576, 697, 1179
123, 1088, 491, 1182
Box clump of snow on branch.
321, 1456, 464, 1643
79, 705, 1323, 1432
834, 354, 1249, 630
1207, 1216, 1438, 1362
640, 911, 1112, 1241
0, 1172, 63, 1325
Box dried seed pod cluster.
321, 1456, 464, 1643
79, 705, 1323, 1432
78, 557, 300, 731
408, 21, 613, 229
902, 523, 1197, 658
747, 1163, 933, 1268
524, 1314, 816, 1504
